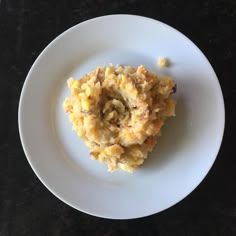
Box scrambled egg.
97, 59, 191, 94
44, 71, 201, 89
63, 65, 176, 172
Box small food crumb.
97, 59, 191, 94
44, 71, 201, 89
158, 57, 170, 68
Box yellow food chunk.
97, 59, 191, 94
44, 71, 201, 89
158, 57, 170, 68
81, 98, 91, 110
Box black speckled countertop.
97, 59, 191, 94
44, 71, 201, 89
1, 0, 236, 235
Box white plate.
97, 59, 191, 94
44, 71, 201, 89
18, 15, 225, 219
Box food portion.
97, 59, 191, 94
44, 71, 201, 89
158, 57, 170, 68
63, 65, 176, 172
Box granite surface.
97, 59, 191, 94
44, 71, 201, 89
1, 0, 236, 235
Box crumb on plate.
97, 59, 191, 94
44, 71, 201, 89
158, 57, 170, 68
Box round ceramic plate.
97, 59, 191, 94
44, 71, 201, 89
19, 15, 225, 219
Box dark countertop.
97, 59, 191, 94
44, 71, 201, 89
1, 0, 236, 235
